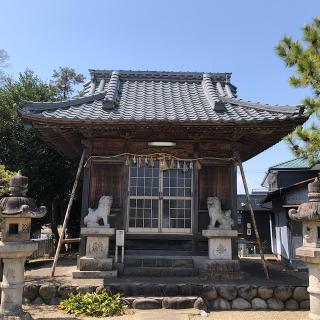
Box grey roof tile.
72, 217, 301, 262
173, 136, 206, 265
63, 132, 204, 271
19, 70, 305, 124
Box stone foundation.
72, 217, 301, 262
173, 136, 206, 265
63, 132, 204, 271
22, 283, 310, 310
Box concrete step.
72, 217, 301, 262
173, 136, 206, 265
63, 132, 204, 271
123, 266, 197, 277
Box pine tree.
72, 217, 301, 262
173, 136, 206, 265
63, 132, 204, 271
51, 67, 85, 100
276, 17, 320, 164
0, 49, 10, 84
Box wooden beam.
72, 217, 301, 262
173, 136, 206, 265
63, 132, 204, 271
51, 150, 85, 277
282, 204, 299, 208
62, 238, 80, 244
237, 156, 269, 279
53, 128, 81, 156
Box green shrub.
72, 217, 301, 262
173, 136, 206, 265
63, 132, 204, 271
0, 165, 15, 196
59, 290, 124, 317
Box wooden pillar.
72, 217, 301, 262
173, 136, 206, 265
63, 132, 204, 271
192, 165, 199, 254
121, 139, 130, 232
192, 143, 199, 254
230, 160, 238, 259
117, 163, 128, 231
79, 148, 91, 256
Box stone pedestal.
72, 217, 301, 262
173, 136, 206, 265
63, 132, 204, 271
307, 261, 320, 320
73, 227, 117, 279
295, 247, 320, 320
201, 229, 239, 280
0, 242, 38, 319
288, 178, 320, 320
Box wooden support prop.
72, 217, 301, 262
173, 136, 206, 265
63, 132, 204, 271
237, 156, 270, 279
51, 151, 85, 277
62, 238, 81, 244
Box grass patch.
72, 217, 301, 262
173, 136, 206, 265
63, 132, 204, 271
59, 290, 124, 317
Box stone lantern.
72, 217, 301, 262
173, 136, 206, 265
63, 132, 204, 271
0, 171, 46, 319
289, 177, 320, 320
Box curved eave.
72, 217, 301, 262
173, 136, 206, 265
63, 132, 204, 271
26, 117, 307, 161
17, 85, 304, 116
221, 97, 303, 115
16, 92, 105, 113
20, 112, 307, 127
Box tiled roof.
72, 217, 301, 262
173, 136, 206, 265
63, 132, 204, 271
260, 177, 315, 204
18, 70, 305, 124
270, 158, 313, 169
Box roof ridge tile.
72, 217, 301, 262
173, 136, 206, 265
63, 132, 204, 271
102, 71, 120, 110
202, 74, 226, 112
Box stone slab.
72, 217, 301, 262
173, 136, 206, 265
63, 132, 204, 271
204, 259, 239, 271
123, 267, 196, 277
79, 257, 113, 271
124, 257, 194, 268
0, 310, 34, 319
208, 238, 232, 260
81, 227, 115, 236
200, 259, 240, 280
200, 272, 240, 280
296, 246, 320, 259
85, 236, 110, 259
202, 229, 238, 238
0, 241, 38, 258
72, 270, 118, 279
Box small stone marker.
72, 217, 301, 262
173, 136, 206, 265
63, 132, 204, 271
115, 229, 124, 263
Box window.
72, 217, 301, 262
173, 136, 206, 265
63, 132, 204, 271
128, 160, 192, 233
9, 224, 19, 235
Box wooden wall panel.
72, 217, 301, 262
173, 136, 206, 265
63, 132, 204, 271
198, 164, 232, 232
89, 162, 123, 210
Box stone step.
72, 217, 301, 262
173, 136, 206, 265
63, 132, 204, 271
123, 266, 197, 277
73, 270, 118, 279
124, 256, 194, 268
122, 296, 202, 310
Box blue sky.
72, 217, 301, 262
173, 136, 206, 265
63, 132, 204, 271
0, 0, 318, 193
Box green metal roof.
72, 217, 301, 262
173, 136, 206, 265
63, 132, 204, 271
270, 158, 312, 170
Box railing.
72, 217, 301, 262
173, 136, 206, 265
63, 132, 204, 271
29, 237, 55, 259
238, 239, 272, 257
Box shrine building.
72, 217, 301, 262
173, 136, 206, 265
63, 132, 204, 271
18, 70, 307, 269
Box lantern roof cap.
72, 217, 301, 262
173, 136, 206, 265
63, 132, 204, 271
289, 177, 320, 221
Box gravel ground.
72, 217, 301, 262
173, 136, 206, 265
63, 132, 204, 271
25, 257, 308, 287
24, 305, 308, 320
